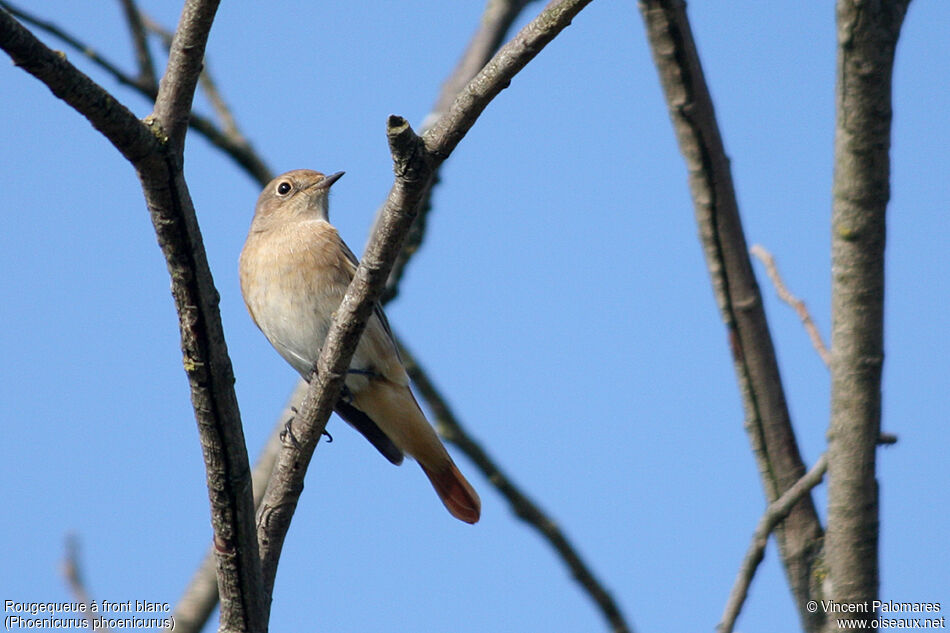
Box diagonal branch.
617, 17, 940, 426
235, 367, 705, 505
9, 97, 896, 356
165, 384, 301, 633
256, 0, 595, 615
0, 7, 157, 164
0, 1, 272, 184
256, 116, 430, 612
718, 454, 829, 633
637, 1, 824, 630
750, 245, 830, 366
397, 341, 633, 633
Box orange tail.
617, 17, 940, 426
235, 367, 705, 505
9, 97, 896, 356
421, 460, 481, 524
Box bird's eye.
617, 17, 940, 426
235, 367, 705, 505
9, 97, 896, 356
276, 181, 292, 195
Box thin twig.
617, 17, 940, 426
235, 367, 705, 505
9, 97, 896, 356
140, 13, 173, 47
398, 340, 633, 633
0, 1, 148, 90
718, 454, 829, 633
1, 1, 272, 184
750, 245, 831, 366
117, 0, 156, 91
140, 11, 243, 140
637, 2, 825, 629
61, 535, 105, 632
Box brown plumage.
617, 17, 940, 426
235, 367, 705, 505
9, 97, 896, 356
239, 169, 480, 524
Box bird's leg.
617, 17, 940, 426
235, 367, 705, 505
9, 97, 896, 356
280, 404, 333, 446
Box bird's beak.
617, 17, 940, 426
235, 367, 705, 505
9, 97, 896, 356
316, 171, 344, 190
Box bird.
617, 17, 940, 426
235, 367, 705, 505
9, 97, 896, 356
239, 169, 480, 524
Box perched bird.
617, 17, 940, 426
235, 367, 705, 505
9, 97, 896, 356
239, 169, 480, 524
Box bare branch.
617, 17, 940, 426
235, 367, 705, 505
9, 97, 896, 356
3, 4, 266, 629
61, 535, 104, 632
151, 0, 218, 152
141, 12, 174, 47
397, 340, 633, 633
423, 0, 592, 159
0, 1, 151, 92
257, 0, 595, 613
140, 11, 243, 141
826, 1, 910, 627
0, 2, 273, 184
0, 8, 158, 164
165, 383, 302, 633
636, 1, 824, 629
380, 0, 538, 303
718, 454, 829, 633
256, 116, 429, 612
750, 245, 831, 366
118, 0, 156, 91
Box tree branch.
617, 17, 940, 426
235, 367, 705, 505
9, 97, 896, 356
255, 116, 429, 612
165, 384, 302, 633
0, 7, 158, 164
636, 2, 825, 630
118, 0, 156, 91
397, 341, 633, 633
0, 1, 273, 184
750, 245, 831, 366
151, 0, 218, 152
718, 454, 829, 633
2, 5, 265, 630
61, 535, 105, 632
826, 1, 910, 628
257, 0, 595, 614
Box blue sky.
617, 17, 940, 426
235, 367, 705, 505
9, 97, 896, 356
1, 2, 947, 632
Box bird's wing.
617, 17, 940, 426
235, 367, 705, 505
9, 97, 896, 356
336, 233, 405, 368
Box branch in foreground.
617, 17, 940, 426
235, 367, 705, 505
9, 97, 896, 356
2, 5, 265, 630
826, 1, 910, 626
718, 454, 829, 633
255, 117, 430, 613
397, 341, 633, 633
165, 383, 302, 633
257, 0, 595, 614
0, 7, 157, 164
750, 245, 830, 366
637, 2, 824, 629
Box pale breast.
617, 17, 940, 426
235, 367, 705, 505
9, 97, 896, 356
240, 219, 409, 387
241, 220, 350, 376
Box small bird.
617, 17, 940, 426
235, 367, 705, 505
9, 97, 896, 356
239, 169, 480, 524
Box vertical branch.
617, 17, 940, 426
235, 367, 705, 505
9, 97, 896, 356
2, 4, 264, 630
826, 0, 910, 627
142, 2, 265, 631
151, 0, 219, 152
118, 0, 157, 90
637, 1, 824, 630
